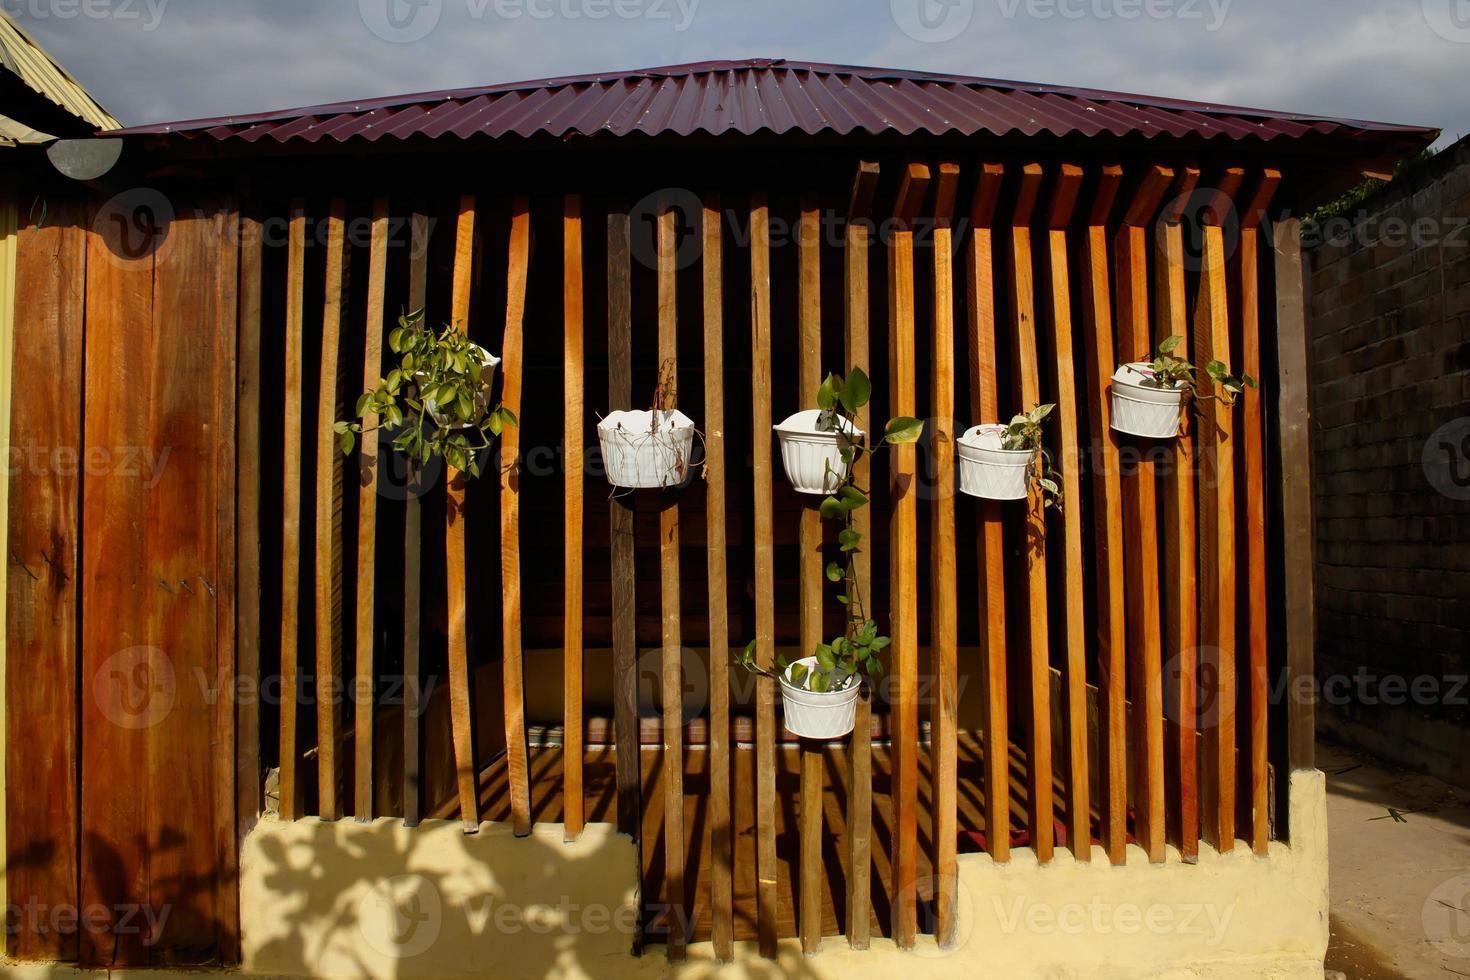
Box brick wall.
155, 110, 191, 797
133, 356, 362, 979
1306, 134, 1470, 788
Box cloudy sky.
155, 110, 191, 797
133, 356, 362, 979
9, 0, 1467, 146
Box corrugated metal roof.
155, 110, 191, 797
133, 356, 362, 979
0, 9, 117, 133
107, 58, 1437, 150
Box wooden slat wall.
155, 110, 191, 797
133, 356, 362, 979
796, 197, 824, 956
236, 210, 263, 846
844, 161, 879, 949
1116, 167, 1172, 862
6, 202, 85, 962
888, 163, 928, 948
928, 161, 961, 944
703, 193, 735, 962
1007, 163, 1054, 865
1154, 168, 1202, 861
750, 192, 780, 959
1042, 164, 1089, 862
403, 210, 429, 829
279, 202, 307, 822
965, 163, 1010, 864
563, 194, 586, 841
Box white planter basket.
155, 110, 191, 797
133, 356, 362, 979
774, 410, 865, 495
957, 424, 1035, 501
416, 348, 500, 430
1110, 362, 1186, 439
779, 657, 861, 739
597, 409, 697, 489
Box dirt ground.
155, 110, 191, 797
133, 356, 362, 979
1322, 739, 1470, 978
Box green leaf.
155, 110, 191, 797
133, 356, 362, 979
1159, 334, 1183, 354
819, 496, 847, 521
842, 367, 872, 410
817, 373, 840, 411
871, 636, 891, 651
825, 562, 844, 583
839, 485, 868, 508
338, 430, 356, 455
884, 416, 924, 444
816, 644, 835, 669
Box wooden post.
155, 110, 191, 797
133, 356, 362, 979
929, 161, 961, 943
655, 199, 686, 957
403, 211, 429, 829
1195, 169, 1244, 854
1116, 166, 1173, 862
607, 207, 641, 840
750, 192, 779, 959
237, 209, 263, 841
446, 194, 479, 832
1237, 171, 1282, 853
315, 198, 349, 822
502, 196, 533, 838
1042, 164, 1089, 861
279, 201, 307, 822
1007, 163, 1053, 865
563, 194, 586, 842
1273, 216, 1316, 780
844, 160, 879, 948
1154, 168, 1201, 860
889, 162, 929, 947
1078, 168, 1128, 864
965, 163, 1010, 864
355, 197, 389, 821
797, 196, 824, 956
703, 193, 735, 962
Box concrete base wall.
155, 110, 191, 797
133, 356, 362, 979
217, 770, 1331, 980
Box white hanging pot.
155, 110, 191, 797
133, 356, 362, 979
597, 409, 697, 489
774, 409, 865, 495
1110, 362, 1186, 439
957, 424, 1035, 501
779, 657, 861, 739
415, 348, 500, 430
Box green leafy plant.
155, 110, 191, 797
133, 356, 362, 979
334, 309, 518, 477
734, 367, 923, 694
1000, 402, 1062, 511
1129, 334, 1257, 407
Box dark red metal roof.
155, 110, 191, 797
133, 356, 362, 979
107, 58, 1439, 149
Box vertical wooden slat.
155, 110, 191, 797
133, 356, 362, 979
1273, 217, 1316, 779
279, 201, 307, 821
607, 207, 641, 840
844, 161, 879, 949
1237, 171, 1281, 853
355, 197, 389, 821
1007, 163, 1053, 865
1116, 166, 1172, 862
1195, 170, 1244, 853
889, 162, 928, 947
502, 196, 533, 838
750, 192, 779, 959
236, 210, 263, 843
403, 211, 429, 829
563, 194, 586, 842
655, 199, 686, 957
1155, 168, 1201, 861
7, 205, 84, 961
446, 194, 479, 832
315, 199, 349, 822
1078, 168, 1128, 864
929, 161, 961, 944
1042, 164, 1089, 861
965, 163, 1010, 864
797, 197, 824, 955
703, 193, 734, 962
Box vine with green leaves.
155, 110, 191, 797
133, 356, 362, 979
735, 367, 923, 694
1129, 334, 1257, 409
335, 310, 518, 478
998, 402, 1063, 512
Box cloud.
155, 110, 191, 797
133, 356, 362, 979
7, 0, 1461, 145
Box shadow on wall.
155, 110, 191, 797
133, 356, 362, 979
242, 816, 640, 980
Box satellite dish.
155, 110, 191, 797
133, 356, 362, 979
47, 138, 124, 181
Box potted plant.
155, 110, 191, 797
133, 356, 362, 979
735, 367, 923, 739
1111, 335, 1256, 439
957, 403, 1062, 508
597, 359, 699, 490
775, 408, 864, 495
335, 310, 518, 477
